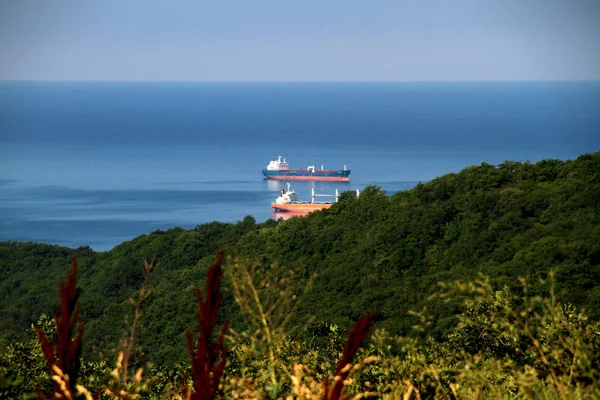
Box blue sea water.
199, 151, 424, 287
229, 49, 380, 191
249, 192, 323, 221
1, 81, 599, 251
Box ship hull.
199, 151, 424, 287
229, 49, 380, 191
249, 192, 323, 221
262, 169, 350, 182
271, 203, 332, 212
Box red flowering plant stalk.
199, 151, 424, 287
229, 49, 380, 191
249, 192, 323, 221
323, 311, 379, 400
184, 250, 229, 400
35, 257, 86, 399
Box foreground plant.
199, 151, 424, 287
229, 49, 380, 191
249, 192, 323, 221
323, 311, 379, 400
105, 257, 157, 399
35, 257, 85, 399
225, 256, 382, 399
226, 258, 316, 398
185, 249, 229, 400
357, 271, 600, 399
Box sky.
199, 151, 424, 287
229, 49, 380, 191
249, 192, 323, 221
0, 0, 599, 82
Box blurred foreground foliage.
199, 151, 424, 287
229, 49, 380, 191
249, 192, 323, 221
1, 261, 599, 399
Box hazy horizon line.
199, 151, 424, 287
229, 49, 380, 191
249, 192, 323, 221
2, 78, 599, 84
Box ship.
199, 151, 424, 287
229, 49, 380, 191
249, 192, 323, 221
271, 184, 339, 213
262, 156, 351, 182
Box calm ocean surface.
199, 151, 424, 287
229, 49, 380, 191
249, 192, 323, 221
1, 82, 599, 251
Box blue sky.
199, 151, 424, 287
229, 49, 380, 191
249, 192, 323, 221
1, 0, 599, 81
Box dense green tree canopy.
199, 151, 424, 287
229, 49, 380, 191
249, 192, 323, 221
0, 153, 598, 365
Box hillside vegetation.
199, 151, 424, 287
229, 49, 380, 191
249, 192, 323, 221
1, 153, 599, 398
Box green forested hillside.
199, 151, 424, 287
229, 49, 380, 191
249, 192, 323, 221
1, 153, 599, 367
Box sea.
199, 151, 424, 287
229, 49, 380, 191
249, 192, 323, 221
1, 81, 599, 251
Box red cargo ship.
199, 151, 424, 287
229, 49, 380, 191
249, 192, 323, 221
271, 184, 361, 216
271, 184, 338, 214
